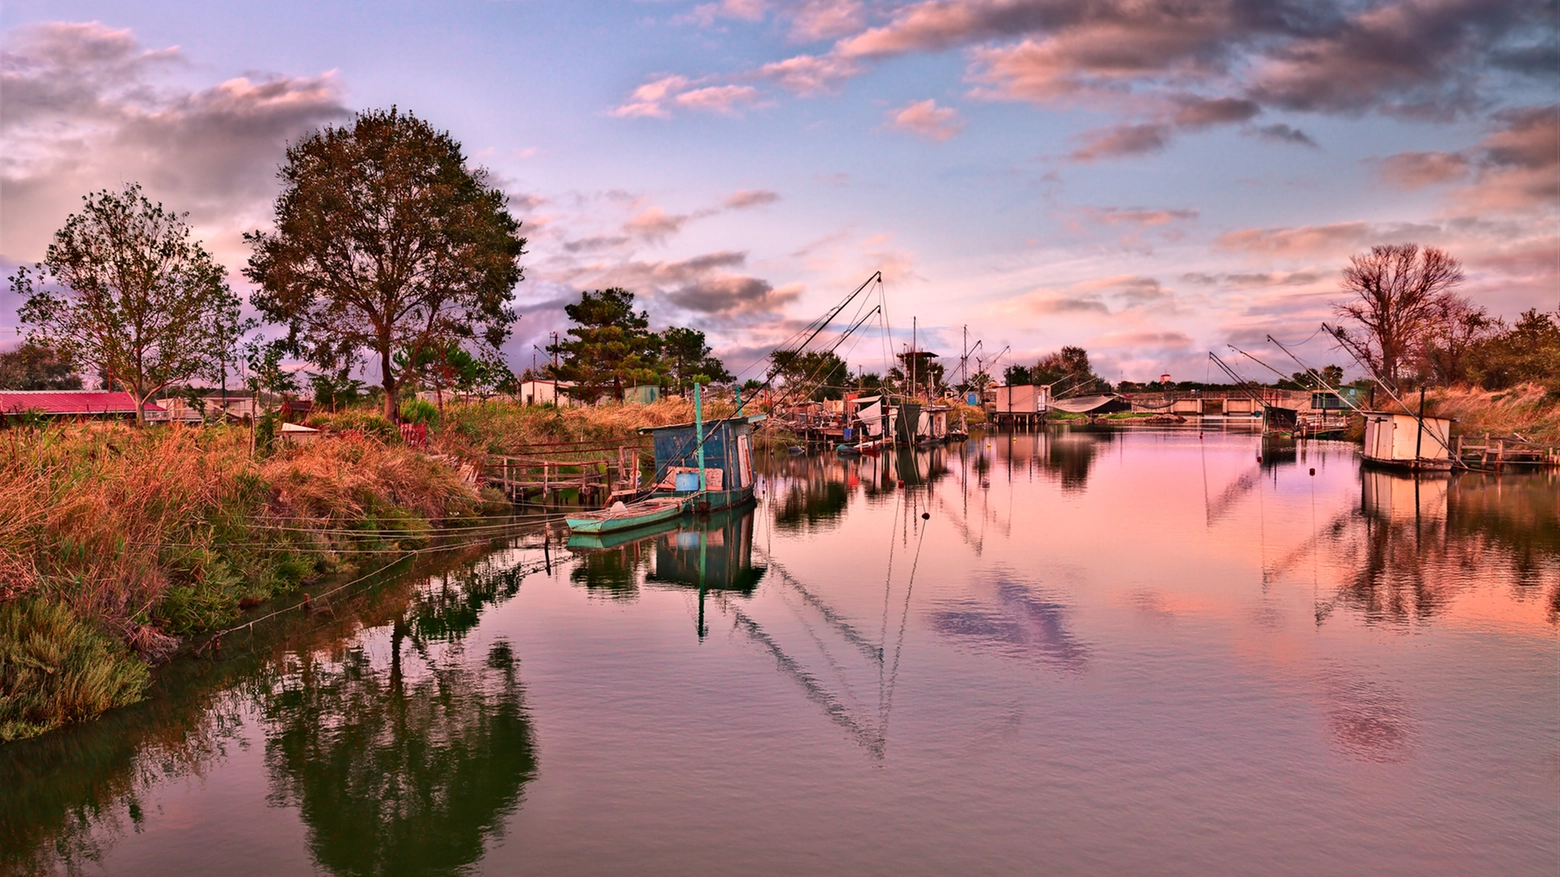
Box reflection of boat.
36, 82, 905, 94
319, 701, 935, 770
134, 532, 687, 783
564, 497, 684, 537
646, 507, 767, 596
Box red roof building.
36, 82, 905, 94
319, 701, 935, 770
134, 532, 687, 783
0, 390, 166, 418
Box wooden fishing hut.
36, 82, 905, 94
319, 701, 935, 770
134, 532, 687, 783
1361, 411, 1454, 470
641, 413, 765, 512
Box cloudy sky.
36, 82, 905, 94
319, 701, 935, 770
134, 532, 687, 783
2, 1, 1555, 384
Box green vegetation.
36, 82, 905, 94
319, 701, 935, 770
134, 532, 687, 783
0, 341, 83, 391
9, 183, 244, 423
246, 107, 527, 422
0, 423, 485, 741
0, 599, 149, 740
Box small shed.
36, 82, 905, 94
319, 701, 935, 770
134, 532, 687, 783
640, 414, 764, 496
278, 422, 321, 445
1361, 411, 1453, 470
992, 384, 1048, 415
516, 379, 577, 407
624, 384, 661, 406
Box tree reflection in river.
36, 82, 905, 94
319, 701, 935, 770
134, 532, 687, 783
259, 549, 539, 877
260, 636, 534, 877
0, 543, 542, 877
1298, 468, 1560, 627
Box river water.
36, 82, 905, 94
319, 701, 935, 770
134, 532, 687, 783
3, 426, 1556, 876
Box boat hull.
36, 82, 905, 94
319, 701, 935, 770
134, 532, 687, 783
566, 500, 684, 535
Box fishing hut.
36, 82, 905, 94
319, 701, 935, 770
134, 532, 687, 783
641, 413, 766, 512
1361, 411, 1454, 470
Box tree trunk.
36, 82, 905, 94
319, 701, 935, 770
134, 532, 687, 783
382, 346, 398, 423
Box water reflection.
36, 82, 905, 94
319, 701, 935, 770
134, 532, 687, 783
1315, 469, 1560, 626
261, 636, 534, 876
928, 573, 1089, 670
0, 544, 542, 877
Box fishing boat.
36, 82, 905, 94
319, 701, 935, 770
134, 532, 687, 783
564, 496, 685, 536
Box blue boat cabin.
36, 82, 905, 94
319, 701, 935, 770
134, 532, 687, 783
641, 414, 764, 495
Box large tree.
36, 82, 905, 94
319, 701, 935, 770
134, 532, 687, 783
0, 341, 83, 390
546, 288, 664, 403
1334, 243, 1464, 390
772, 349, 850, 400
245, 108, 526, 422
660, 326, 731, 395
1033, 346, 1094, 386
10, 184, 242, 423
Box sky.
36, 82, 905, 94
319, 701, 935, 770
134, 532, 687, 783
1, 0, 1555, 386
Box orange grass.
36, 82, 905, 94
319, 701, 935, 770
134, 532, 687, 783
0, 423, 482, 740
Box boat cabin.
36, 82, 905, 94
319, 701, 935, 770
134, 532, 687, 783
640, 414, 765, 501
1361, 411, 1454, 470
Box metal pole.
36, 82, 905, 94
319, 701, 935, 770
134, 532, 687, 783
695, 381, 706, 492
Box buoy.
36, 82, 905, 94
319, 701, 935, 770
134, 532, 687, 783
1309, 467, 1316, 476
921, 512, 930, 520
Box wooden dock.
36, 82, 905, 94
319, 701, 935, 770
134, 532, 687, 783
1455, 434, 1560, 470
481, 442, 647, 506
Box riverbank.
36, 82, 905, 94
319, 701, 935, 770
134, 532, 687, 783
0, 423, 492, 741
0, 396, 759, 741
1426, 383, 1560, 445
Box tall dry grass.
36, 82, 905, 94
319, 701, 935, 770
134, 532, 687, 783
0, 423, 482, 741
431, 397, 734, 459
1428, 383, 1560, 444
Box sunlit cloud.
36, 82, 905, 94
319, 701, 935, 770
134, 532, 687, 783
884, 98, 964, 141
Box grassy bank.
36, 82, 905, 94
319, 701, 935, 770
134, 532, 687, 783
0, 423, 485, 741
1426, 384, 1560, 445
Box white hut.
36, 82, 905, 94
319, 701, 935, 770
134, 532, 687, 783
1361, 411, 1454, 470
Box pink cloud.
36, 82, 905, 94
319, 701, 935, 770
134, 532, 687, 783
885, 99, 964, 141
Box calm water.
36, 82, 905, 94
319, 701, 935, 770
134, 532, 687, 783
4, 427, 1557, 876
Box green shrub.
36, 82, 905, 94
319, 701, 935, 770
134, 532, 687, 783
399, 398, 439, 426
0, 600, 150, 741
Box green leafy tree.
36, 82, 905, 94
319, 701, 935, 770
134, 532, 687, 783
1471, 308, 1560, 391
1003, 363, 1033, 385
244, 337, 300, 454
772, 349, 850, 400
0, 341, 83, 390
547, 288, 664, 403
1033, 346, 1095, 386
308, 369, 365, 411
10, 184, 243, 424
245, 108, 526, 423
660, 327, 731, 394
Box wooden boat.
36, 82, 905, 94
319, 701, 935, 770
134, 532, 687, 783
565, 497, 684, 535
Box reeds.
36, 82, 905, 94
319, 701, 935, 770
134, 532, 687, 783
0, 423, 483, 741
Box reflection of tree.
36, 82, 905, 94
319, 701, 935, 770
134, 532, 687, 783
569, 540, 651, 599
1042, 430, 1104, 493
261, 636, 535, 877
0, 543, 539, 877
774, 476, 848, 532
261, 553, 539, 876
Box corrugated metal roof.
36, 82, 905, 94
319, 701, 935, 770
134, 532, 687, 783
0, 390, 166, 415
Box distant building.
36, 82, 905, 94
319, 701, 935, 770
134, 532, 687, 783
1159, 373, 1171, 384
0, 390, 165, 422
515, 379, 578, 406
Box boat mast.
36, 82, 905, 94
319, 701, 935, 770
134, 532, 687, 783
695, 381, 705, 492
